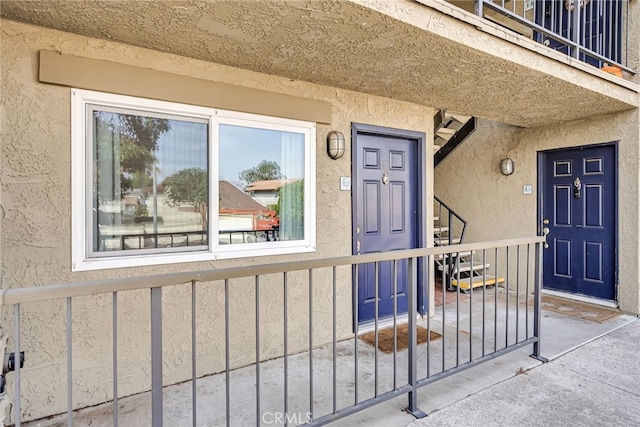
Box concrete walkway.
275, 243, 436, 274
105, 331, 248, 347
407, 317, 640, 427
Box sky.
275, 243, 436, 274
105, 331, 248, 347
154, 121, 304, 184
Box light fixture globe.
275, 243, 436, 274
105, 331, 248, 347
326, 131, 345, 160
501, 158, 515, 176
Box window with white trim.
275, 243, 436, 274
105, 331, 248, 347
72, 89, 316, 271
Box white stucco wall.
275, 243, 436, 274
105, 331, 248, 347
435, 112, 640, 315
0, 20, 435, 421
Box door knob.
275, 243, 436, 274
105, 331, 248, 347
356, 241, 361, 254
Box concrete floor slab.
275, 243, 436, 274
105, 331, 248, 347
408, 320, 640, 427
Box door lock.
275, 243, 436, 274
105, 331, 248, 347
542, 219, 549, 225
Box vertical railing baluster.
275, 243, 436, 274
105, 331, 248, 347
67, 297, 73, 427
482, 249, 486, 357
255, 276, 261, 427
406, 257, 420, 415
505, 247, 510, 348
191, 281, 197, 427
441, 255, 446, 373
494, 248, 498, 353
393, 259, 398, 390
224, 279, 230, 427
374, 262, 379, 398
516, 246, 521, 343
332, 266, 337, 414
151, 287, 163, 427
455, 253, 460, 367
354, 264, 359, 405
112, 292, 118, 427
308, 269, 314, 420
283, 272, 289, 427
608, 0, 613, 60
425, 256, 431, 379
469, 255, 473, 362
526, 244, 531, 339
14, 304, 21, 427
533, 243, 542, 358
625, 0, 629, 65
572, 0, 581, 58
532, 242, 547, 362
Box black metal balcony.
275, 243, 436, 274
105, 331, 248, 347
469, 0, 634, 75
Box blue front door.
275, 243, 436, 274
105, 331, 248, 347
352, 125, 421, 323
540, 144, 617, 300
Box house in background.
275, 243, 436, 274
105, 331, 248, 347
219, 180, 279, 243
245, 178, 299, 207
0, 0, 639, 424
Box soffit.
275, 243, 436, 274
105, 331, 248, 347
2, 0, 637, 127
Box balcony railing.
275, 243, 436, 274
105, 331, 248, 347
0, 236, 546, 426
474, 0, 634, 74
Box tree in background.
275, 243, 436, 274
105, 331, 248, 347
163, 167, 208, 229
238, 160, 284, 190
95, 112, 170, 197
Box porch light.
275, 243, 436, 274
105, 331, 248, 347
327, 131, 345, 160
501, 158, 515, 176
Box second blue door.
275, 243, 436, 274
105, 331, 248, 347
540, 144, 617, 300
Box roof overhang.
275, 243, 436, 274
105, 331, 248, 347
2, 0, 638, 127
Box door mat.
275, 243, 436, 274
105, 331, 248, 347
541, 295, 621, 323
359, 324, 441, 354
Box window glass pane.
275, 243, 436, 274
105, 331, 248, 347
91, 109, 209, 255
218, 124, 305, 245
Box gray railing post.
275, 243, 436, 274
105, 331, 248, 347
151, 287, 163, 427
475, 0, 484, 17
406, 257, 426, 419
572, 0, 581, 59
531, 242, 549, 362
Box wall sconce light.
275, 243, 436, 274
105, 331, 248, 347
327, 131, 345, 160
501, 158, 515, 176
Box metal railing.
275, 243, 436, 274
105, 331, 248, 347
0, 236, 546, 426
475, 0, 634, 74
434, 196, 467, 246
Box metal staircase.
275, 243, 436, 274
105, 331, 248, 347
434, 110, 476, 167
434, 196, 505, 292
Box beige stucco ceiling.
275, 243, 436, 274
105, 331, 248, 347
2, 0, 638, 127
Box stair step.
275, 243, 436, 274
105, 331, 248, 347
435, 251, 473, 260
433, 216, 439, 222
438, 262, 490, 273
434, 237, 461, 245
433, 226, 449, 234
435, 128, 456, 139
451, 275, 506, 290
445, 112, 472, 123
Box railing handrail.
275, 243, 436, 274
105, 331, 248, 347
434, 195, 468, 243
1, 236, 545, 306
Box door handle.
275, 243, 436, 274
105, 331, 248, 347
356, 241, 361, 254
542, 227, 550, 249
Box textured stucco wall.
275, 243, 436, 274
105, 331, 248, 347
0, 20, 434, 421
435, 111, 640, 315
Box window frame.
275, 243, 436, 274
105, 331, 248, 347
72, 89, 316, 271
